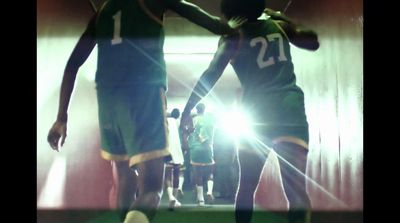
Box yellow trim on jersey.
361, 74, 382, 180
138, 0, 163, 26
272, 136, 308, 150
95, 0, 109, 25
271, 19, 290, 41
98, 0, 108, 13
129, 148, 171, 167
190, 161, 215, 166
101, 150, 130, 161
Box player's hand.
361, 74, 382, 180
228, 16, 247, 29
47, 121, 67, 151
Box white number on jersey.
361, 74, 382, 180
111, 10, 122, 45
250, 33, 287, 69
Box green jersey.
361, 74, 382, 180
188, 113, 215, 148
188, 113, 215, 164
230, 18, 309, 144
231, 17, 301, 99
95, 0, 166, 88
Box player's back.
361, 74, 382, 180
95, 0, 167, 88
231, 17, 300, 98
188, 114, 214, 147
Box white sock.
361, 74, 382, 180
178, 175, 184, 190
167, 187, 175, 201
196, 185, 204, 201
124, 210, 149, 223
207, 180, 214, 195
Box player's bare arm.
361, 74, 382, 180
47, 15, 97, 151
182, 35, 239, 122
264, 8, 319, 51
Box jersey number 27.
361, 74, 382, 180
250, 33, 287, 69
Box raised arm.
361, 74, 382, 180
264, 8, 319, 51
166, 0, 235, 35
47, 15, 97, 151
180, 35, 239, 128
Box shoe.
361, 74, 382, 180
168, 200, 176, 210
206, 194, 214, 204
174, 199, 182, 207
168, 199, 182, 210
198, 200, 205, 206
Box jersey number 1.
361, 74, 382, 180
111, 11, 122, 45
250, 33, 287, 69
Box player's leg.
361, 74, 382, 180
192, 165, 205, 206
112, 160, 138, 222
97, 88, 138, 221
275, 142, 311, 223
164, 165, 173, 189
235, 146, 267, 223
124, 157, 165, 223
177, 165, 185, 198
183, 151, 191, 191
109, 162, 118, 209
170, 164, 182, 206
172, 164, 180, 195
164, 164, 177, 208
165, 164, 181, 208
107, 86, 169, 223
170, 164, 181, 207
205, 165, 215, 204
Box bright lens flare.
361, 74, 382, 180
217, 109, 253, 138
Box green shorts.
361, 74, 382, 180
241, 88, 309, 149
97, 85, 170, 167
189, 142, 215, 165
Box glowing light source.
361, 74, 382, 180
216, 107, 253, 138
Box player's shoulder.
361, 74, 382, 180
219, 32, 240, 47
